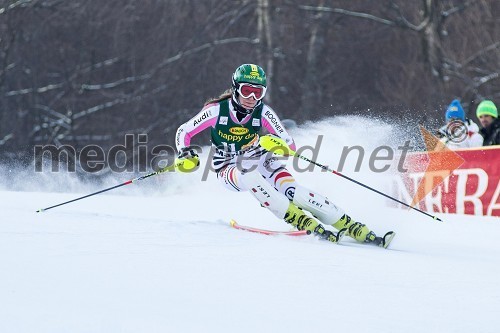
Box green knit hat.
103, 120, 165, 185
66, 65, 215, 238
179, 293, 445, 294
476, 100, 498, 118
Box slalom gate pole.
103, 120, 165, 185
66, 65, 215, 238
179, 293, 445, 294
260, 136, 442, 222
36, 160, 182, 213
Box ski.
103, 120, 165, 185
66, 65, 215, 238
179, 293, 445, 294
229, 220, 393, 248
229, 219, 310, 236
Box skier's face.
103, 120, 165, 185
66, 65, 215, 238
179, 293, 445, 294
239, 95, 258, 110
479, 115, 494, 128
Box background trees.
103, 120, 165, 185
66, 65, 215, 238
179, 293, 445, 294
0, 0, 498, 162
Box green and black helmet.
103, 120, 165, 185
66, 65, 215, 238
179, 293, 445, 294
231, 64, 267, 114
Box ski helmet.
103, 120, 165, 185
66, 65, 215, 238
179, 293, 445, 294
231, 64, 267, 114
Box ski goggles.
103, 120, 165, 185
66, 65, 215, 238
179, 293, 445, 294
237, 83, 267, 100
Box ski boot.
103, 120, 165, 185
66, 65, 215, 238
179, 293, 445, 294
284, 203, 346, 243
333, 214, 395, 248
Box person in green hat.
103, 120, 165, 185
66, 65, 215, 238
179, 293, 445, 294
476, 100, 500, 146
173, 64, 394, 247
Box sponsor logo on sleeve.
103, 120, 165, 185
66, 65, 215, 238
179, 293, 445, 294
176, 128, 184, 146
193, 110, 212, 126
264, 110, 284, 134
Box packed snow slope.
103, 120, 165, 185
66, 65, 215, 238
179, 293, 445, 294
1, 117, 499, 333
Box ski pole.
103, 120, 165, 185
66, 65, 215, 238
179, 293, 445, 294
36, 159, 186, 213
260, 135, 442, 222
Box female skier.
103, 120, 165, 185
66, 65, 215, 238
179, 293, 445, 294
174, 63, 392, 246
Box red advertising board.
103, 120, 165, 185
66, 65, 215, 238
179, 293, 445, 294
392, 146, 500, 216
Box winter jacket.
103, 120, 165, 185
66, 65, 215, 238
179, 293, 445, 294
437, 119, 483, 150
479, 118, 500, 146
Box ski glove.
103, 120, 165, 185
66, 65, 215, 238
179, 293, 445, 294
175, 146, 200, 173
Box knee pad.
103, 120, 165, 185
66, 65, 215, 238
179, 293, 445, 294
292, 185, 345, 225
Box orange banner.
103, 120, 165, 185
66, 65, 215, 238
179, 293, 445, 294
392, 146, 500, 216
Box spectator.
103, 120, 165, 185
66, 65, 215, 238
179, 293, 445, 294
476, 100, 500, 146
436, 99, 483, 149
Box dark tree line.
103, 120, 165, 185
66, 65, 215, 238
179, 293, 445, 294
0, 0, 499, 166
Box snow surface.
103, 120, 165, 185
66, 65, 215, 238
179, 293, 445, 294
1, 117, 499, 333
